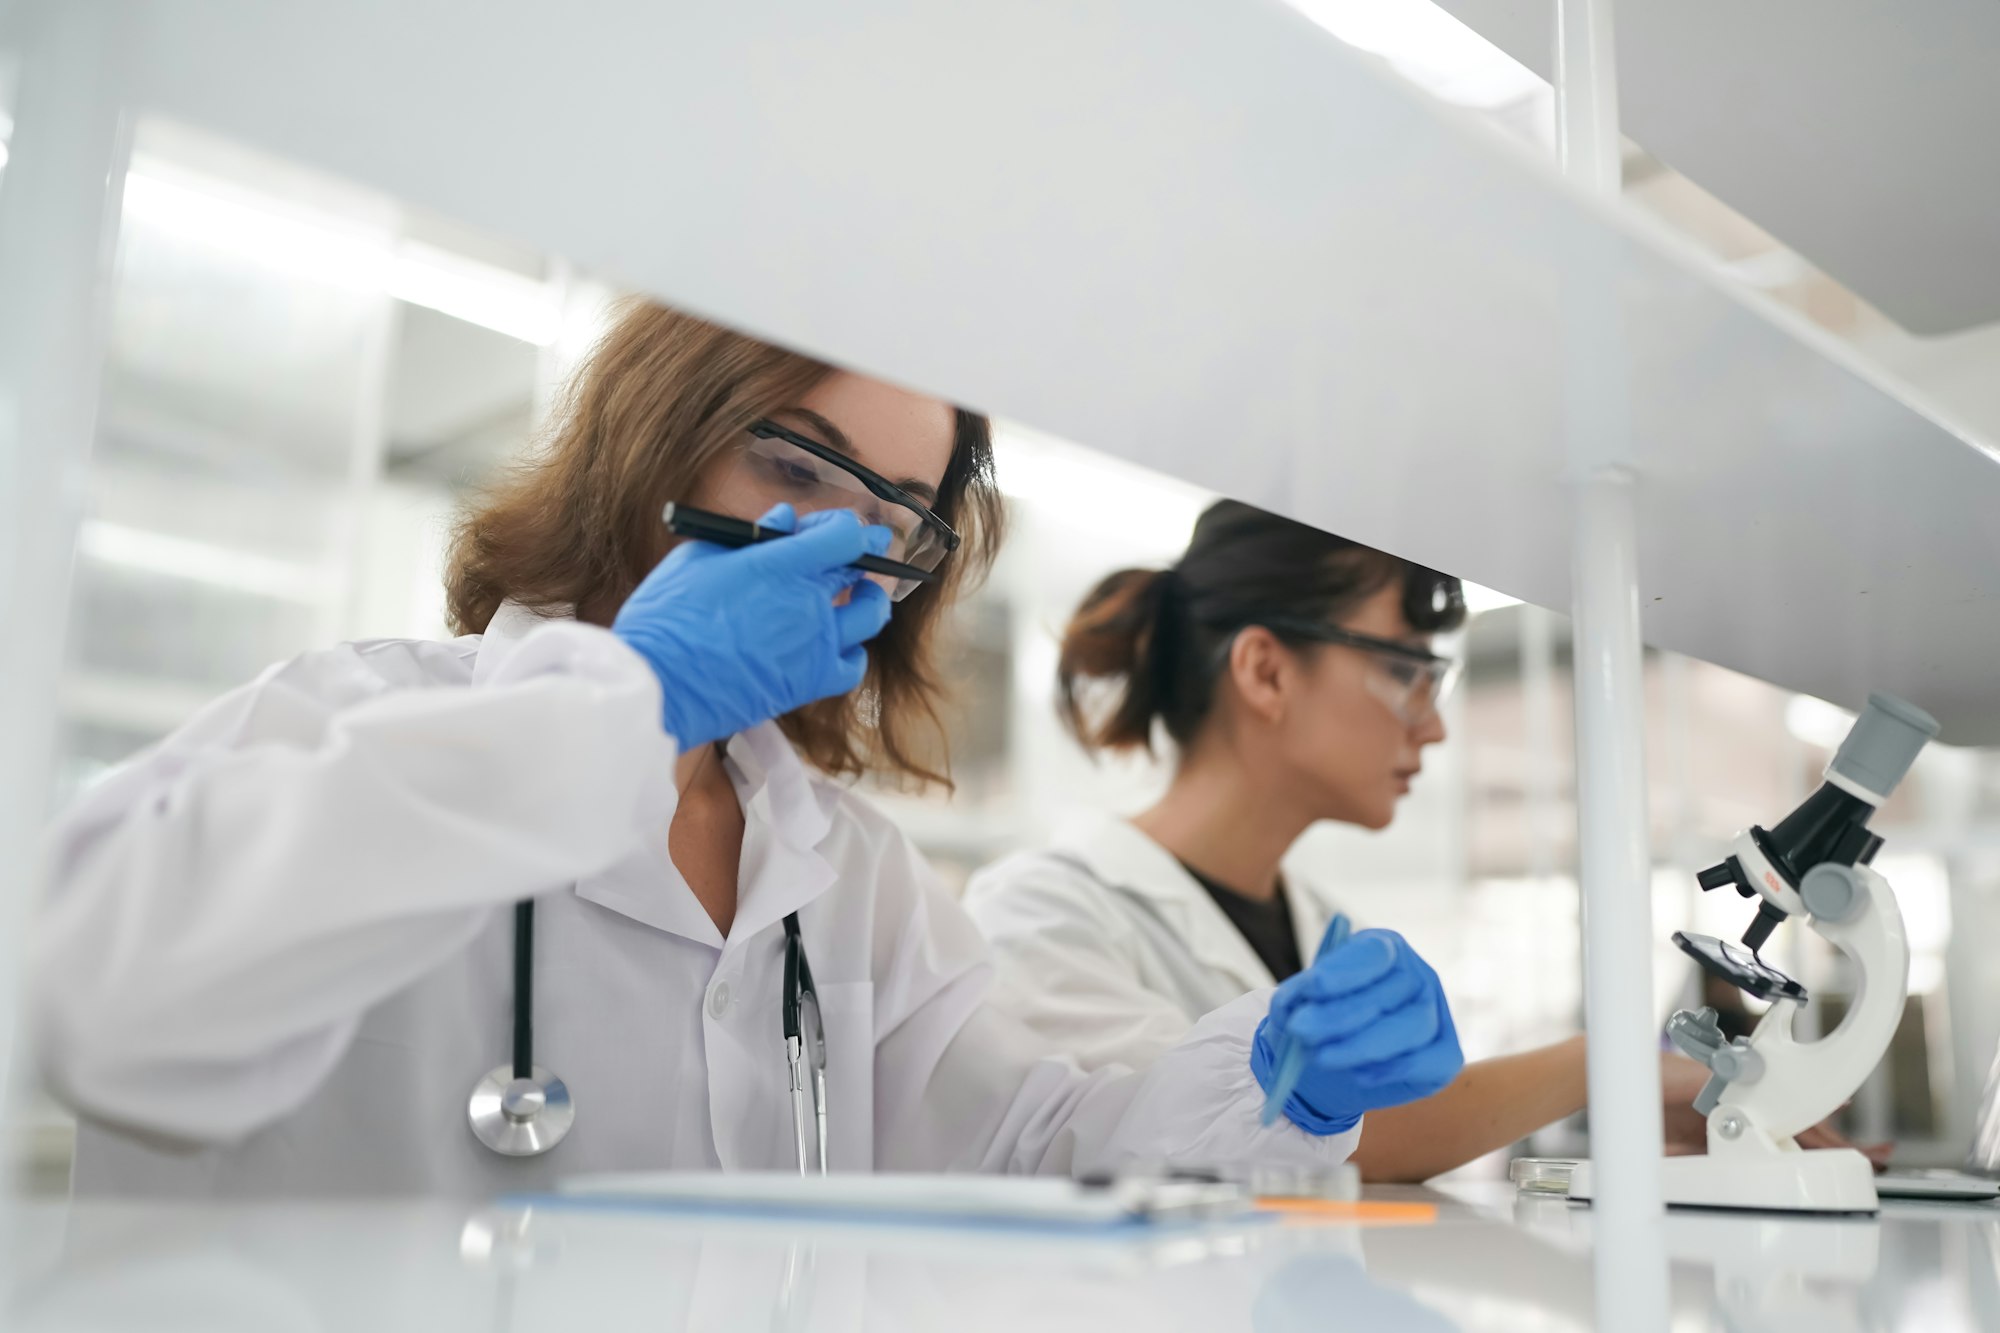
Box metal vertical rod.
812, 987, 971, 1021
327, 297, 401, 643
1658, 650, 1693, 872
532, 257, 578, 425
1777, 711, 1820, 1040
1570, 469, 1665, 1207
1519, 603, 1559, 884
1555, 0, 1668, 1324
1555, 0, 1621, 196
0, 0, 129, 1215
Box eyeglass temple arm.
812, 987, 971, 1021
749, 420, 959, 548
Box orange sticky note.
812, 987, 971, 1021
1254, 1199, 1439, 1226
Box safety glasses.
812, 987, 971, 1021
713, 419, 959, 601
1228, 615, 1462, 725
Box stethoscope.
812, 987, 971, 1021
467, 899, 829, 1174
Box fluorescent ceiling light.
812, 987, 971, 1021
998, 427, 1521, 603
387, 239, 561, 345
993, 426, 1210, 558
78, 520, 327, 602
1285, 0, 1546, 110
1784, 694, 1855, 750
121, 168, 386, 288
1718, 248, 1814, 291
120, 162, 561, 345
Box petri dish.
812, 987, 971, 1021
1241, 1162, 1362, 1202
1509, 1157, 1580, 1195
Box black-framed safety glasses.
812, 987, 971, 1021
1221, 614, 1462, 724
732, 419, 959, 595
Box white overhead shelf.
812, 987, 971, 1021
114, 0, 2000, 742
1436, 0, 2000, 336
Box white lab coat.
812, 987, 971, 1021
32, 605, 1356, 1196
962, 817, 1342, 1073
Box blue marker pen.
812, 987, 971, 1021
1260, 913, 1353, 1128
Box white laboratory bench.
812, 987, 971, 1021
5, 1181, 1995, 1332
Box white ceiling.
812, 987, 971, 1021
1433, 0, 2000, 335
383, 304, 535, 470
97, 120, 543, 486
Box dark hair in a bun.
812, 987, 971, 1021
1055, 500, 1465, 754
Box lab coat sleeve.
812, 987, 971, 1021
963, 855, 1195, 1071
854, 814, 1360, 1175
31, 622, 676, 1145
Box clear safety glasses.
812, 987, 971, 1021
714, 419, 960, 601
1235, 616, 1462, 725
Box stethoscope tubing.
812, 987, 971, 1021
473, 899, 827, 1169
512, 901, 535, 1080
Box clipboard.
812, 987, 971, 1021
537, 1170, 1256, 1231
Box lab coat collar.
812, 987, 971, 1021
716, 724, 838, 951
1051, 816, 1278, 993
559, 729, 836, 953
470, 599, 566, 686
723, 721, 834, 854
470, 601, 837, 951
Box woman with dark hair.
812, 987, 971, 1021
31, 305, 1454, 1196
967, 499, 1865, 1182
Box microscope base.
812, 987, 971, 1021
1567, 1148, 1879, 1214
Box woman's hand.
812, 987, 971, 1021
1251, 929, 1465, 1135
612, 504, 894, 748
1660, 1052, 1890, 1166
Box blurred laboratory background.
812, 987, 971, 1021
7, 0, 2000, 1196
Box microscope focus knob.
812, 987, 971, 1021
1668, 1007, 1727, 1060
1707, 1043, 1765, 1085
1800, 863, 1864, 924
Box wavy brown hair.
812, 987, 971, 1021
445, 299, 1005, 786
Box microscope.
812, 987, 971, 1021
1572, 693, 1940, 1213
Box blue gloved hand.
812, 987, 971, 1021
611, 504, 894, 748
1250, 928, 1463, 1135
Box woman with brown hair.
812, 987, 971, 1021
967, 499, 1871, 1181
31, 303, 1451, 1196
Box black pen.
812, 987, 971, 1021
661, 502, 936, 584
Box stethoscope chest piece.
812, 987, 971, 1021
468, 1064, 575, 1157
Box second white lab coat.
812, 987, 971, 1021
31, 605, 1356, 1196
962, 817, 1343, 1073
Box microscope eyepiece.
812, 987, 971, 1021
1698, 694, 1937, 964
1831, 693, 1940, 802
1756, 693, 1940, 893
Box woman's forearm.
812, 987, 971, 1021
1349, 1036, 1588, 1183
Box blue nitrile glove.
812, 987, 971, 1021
1249, 928, 1463, 1135
611, 503, 894, 748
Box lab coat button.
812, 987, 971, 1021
707, 980, 731, 1018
